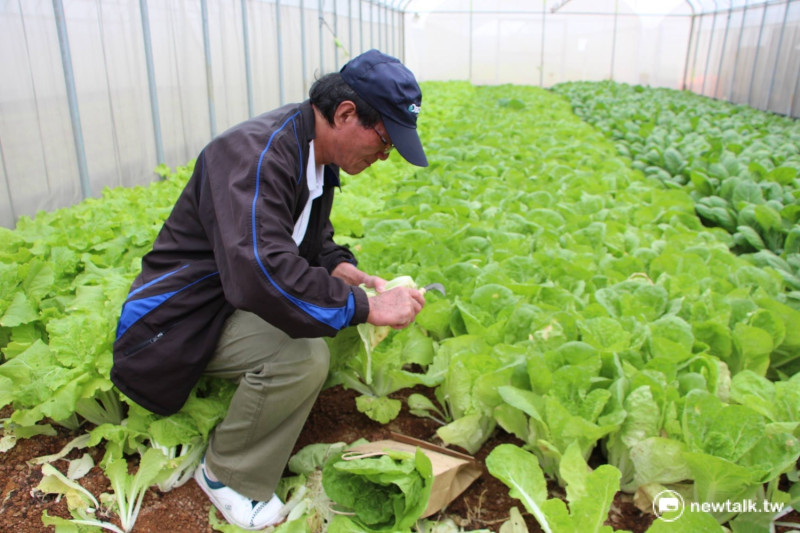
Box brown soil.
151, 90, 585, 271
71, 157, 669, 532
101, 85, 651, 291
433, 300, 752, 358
1, 386, 797, 533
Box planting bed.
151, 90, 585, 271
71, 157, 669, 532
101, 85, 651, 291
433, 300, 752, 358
3, 386, 799, 532
0, 386, 662, 533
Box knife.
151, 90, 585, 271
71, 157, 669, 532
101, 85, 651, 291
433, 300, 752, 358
421, 283, 446, 296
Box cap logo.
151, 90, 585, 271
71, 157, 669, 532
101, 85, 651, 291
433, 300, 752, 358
408, 103, 421, 114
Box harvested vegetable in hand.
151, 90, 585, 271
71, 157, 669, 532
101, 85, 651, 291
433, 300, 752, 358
357, 275, 420, 384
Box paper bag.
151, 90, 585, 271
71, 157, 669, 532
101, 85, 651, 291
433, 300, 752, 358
345, 432, 482, 518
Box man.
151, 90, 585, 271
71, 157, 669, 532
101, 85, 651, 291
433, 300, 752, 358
110, 49, 428, 529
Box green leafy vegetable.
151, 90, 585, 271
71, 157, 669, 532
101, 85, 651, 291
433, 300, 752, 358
486, 442, 626, 533
321, 448, 433, 532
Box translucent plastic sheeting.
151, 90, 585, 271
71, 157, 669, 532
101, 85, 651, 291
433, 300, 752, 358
403, 0, 692, 88
2, 0, 796, 228
686, 0, 800, 116
402, 0, 799, 116
0, 0, 402, 228
2, 0, 87, 228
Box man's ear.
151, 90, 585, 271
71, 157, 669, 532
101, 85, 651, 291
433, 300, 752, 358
333, 100, 358, 127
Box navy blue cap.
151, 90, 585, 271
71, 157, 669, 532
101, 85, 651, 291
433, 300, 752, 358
340, 49, 428, 167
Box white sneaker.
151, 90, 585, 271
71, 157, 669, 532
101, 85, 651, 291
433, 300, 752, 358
194, 459, 284, 530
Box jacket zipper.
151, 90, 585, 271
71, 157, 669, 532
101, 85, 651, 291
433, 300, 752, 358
123, 331, 165, 357
122, 318, 184, 357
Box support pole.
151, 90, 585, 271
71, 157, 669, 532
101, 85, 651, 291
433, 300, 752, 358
241, 0, 254, 117
370, 1, 374, 49
766, 0, 791, 111
469, 0, 473, 82
788, 38, 800, 116
139, 0, 165, 166
728, 1, 748, 102
610, 0, 618, 80
319, 0, 325, 73
688, 9, 703, 92
682, 4, 697, 91
701, 1, 719, 97
348, 0, 353, 57
201, 0, 217, 138
301, 0, 308, 93
276, 0, 285, 104
540, 0, 546, 87
713, 6, 733, 99
333, 0, 339, 69
53, 0, 91, 196
746, 2, 768, 107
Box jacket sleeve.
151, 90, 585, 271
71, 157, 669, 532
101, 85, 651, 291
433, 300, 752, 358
198, 117, 370, 338
315, 216, 358, 273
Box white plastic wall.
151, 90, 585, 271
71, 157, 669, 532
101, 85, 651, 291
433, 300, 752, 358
2, 0, 85, 228
402, 0, 800, 118
0, 0, 401, 228
403, 0, 693, 88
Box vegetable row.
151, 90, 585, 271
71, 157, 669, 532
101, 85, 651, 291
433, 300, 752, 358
552, 81, 800, 299
327, 81, 800, 531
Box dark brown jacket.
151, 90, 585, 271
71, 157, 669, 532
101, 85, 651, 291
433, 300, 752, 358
111, 100, 369, 415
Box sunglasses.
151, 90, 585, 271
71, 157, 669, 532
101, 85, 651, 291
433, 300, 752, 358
372, 127, 394, 154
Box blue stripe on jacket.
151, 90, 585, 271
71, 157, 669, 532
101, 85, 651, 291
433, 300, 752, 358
116, 271, 221, 340
251, 113, 356, 331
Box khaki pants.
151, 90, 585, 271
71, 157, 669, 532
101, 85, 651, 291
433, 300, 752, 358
203, 310, 330, 500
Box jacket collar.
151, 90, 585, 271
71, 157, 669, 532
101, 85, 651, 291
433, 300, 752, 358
300, 99, 341, 188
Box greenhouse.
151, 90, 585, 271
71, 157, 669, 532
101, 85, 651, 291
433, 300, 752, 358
1, 1, 800, 532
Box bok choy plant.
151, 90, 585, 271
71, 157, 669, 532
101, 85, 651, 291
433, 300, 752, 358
327, 276, 438, 424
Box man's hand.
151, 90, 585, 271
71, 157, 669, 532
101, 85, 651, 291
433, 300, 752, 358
332, 262, 422, 328
367, 286, 425, 329
331, 262, 386, 291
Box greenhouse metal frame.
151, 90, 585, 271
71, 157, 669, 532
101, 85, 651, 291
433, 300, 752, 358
1, 0, 798, 228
